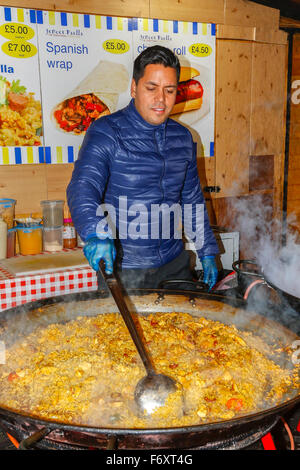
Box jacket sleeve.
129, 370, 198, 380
67, 119, 116, 242
181, 141, 219, 258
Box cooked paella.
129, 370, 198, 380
0, 311, 299, 428
0, 76, 42, 146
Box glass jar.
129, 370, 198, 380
0, 198, 16, 229
63, 218, 77, 249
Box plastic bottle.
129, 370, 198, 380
16, 225, 43, 255
0, 217, 7, 259
63, 218, 77, 249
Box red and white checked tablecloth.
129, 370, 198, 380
0, 260, 98, 312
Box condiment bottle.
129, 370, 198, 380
63, 218, 77, 249
0, 216, 7, 260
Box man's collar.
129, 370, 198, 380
127, 98, 168, 130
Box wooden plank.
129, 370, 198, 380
0, 0, 282, 32
290, 110, 300, 126
249, 155, 274, 191
216, 25, 287, 45
292, 35, 300, 58
0, 0, 150, 17
197, 156, 215, 188
0, 164, 47, 215
254, 28, 287, 46
288, 155, 300, 171
250, 43, 287, 157
224, 0, 280, 29
289, 121, 300, 138
289, 138, 300, 156
287, 184, 300, 201
45, 163, 74, 207
149, 0, 224, 23
280, 16, 300, 30
287, 200, 300, 211
288, 35, 300, 229
214, 40, 252, 198
292, 58, 300, 75
216, 24, 255, 41
287, 204, 300, 221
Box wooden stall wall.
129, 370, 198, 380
0, 0, 289, 257
288, 33, 300, 242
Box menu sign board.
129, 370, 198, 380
0, 7, 216, 164
37, 13, 132, 163
0, 7, 42, 164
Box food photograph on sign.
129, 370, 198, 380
37, 16, 132, 151
170, 60, 210, 124
0, 15, 42, 147
52, 60, 129, 135
0, 75, 42, 146
133, 21, 215, 156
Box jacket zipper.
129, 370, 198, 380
154, 130, 165, 264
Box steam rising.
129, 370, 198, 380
221, 192, 300, 333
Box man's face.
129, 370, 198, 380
131, 64, 178, 125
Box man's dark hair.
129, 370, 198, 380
133, 45, 180, 84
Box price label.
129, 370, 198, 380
0, 23, 35, 41
2, 40, 37, 59
189, 43, 212, 58
103, 39, 129, 54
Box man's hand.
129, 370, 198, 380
200, 256, 218, 290
83, 237, 116, 274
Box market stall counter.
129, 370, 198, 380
0, 248, 97, 311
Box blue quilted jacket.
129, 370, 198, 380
67, 99, 219, 269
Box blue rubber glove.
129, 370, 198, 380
83, 237, 116, 274
200, 255, 218, 290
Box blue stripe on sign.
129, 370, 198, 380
210, 142, 214, 156
67, 146, 74, 163
36, 10, 43, 24
211, 23, 216, 36
4, 8, 11, 21
38, 146, 44, 163
14, 148, 22, 164
153, 19, 159, 32
45, 147, 51, 163
132, 17, 138, 30
173, 21, 178, 33
106, 16, 112, 30
127, 18, 132, 31
29, 10, 36, 23
60, 12, 67, 26
192, 22, 198, 35
84, 14, 90, 28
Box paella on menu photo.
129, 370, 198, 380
0, 9, 42, 149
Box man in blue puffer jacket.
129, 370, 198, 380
67, 46, 219, 289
